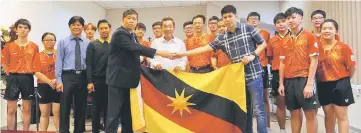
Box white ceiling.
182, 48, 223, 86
93, 0, 210, 9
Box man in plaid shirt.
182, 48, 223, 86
175, 5, 268, 133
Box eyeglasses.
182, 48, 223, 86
43, 40, 56, 43
312, 17, 324, 20
184, 27, 193, 30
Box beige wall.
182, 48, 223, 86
0, 1, 106, 51
206, 1, 280, 24
106, 6, 207, 41
206, 1, 280, 34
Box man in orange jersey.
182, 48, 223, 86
208, 16, 219, 38
278, 7, 320, 133
135, 22, 151, 65
267, 13, 289, 133
152, 21, 163, 39
183, 21, 194, 72
247, 11, 271, 132
135, 22, 151, 47
310, 10, 340, 41
310, 10, 326, 39
183, 21, 194, 41
1, 19, 41, 131
217, 18, 227, 34
211, 18, 231, 69
185, 14, 215, 73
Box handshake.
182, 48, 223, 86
156, 50, 185, 60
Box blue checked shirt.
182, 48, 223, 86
209, 22, 265, 82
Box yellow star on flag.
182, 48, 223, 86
167, 88, 196, 117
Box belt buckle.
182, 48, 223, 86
75, 71, 82, 74
193, 66, 200, 71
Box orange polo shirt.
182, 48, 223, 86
1, 41, 41, 74
185, 34, 215, 67
280, 29, 319, 78
38, 51, 56, 83
317, 41, 356, 82
215, 50, 231, 68
267, 33, 286, 70
259, 29, 270, 67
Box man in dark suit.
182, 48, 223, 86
105, 9, 173, 133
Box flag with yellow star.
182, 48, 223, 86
132, 63, 247, 133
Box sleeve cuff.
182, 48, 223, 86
309, 52, 319, 56
56, 80, 62, 84
209, 44, 217, 52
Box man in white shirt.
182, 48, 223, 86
148, 17, 187, 72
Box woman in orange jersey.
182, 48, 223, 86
317, 19, 356, 133
34, 32, 60, 131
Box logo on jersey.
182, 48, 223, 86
351, 55, 355, 62
314, 42, 318, 48
345, 99, 349, 103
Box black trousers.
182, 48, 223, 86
59, 72, 87, 133
91, 80, 108, 133
106, 86, 133, 133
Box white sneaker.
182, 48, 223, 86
267, 128, 272, 133
279, 129, 287, 133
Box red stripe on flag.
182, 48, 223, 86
141, 76, 243, 133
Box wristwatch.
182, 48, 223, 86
251, 51, 258, 56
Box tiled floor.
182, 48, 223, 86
4, 113, 358, 133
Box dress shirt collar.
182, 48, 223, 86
98, 37, 111, 43
69, 34, 86, 41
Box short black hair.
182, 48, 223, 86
41, 32, 56, 41
208, 16, 219, 22
311, 10, 326, 19
273, 13, 286, 25
192, 15, 206, 24
161, 17, 175, 27
247, 12, 261, 21
321, 19, 339, 31
183, 21, 193, 28
152, 21, 161, 29
97, 19, 112, 29
68, 16, 85, 27
221, 5, 237, 16
123, 9, 138, 19
136, 22, 146, 31
285, 7, 303, 17
15, 18, 31, 30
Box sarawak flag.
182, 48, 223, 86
131, 63, 247, 133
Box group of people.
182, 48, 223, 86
1, 4, 356, 133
